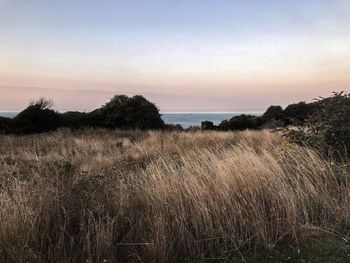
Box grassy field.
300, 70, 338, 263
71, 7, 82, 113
1, 129, 350, 262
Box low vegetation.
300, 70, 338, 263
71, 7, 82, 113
287, 92, 350, 158
0, 95, 164, 134
1, 129, 350, 262
1, 92, 349, 262
201, 92, 350, 158
202, 92, 346, 132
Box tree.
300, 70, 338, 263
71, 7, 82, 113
218, 115, 261, 131
13, 98, 63, 134
261, 105, 283, 123
4, 95, 165, 134
99, 95, 164, 129
201, 121, 215, 130
287, 92, 350, 158
282, 101, 319, 125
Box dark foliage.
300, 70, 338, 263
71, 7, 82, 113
201, 121, 215, 130
0, 117, 13, 134
62, 111, 88, 129
287, 92, 350, 158
7, 95, 164, 134
282, 101, 319, 125
98, 95, 164, 130
61, 111, 101, 129
165, 124, 184, 131
13, 98, 63, 134
205, 101, 320, 132
218, 114, 262, 131
261, 105, 283, 122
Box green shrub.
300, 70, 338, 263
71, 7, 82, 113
287, 92, 350, 158
282, 101, 319, 125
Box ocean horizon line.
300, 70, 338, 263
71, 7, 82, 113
1, 111, 265, 115
161, 111, 264, 114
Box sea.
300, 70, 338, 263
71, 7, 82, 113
160, 112, 263, 128
162, 113, 236, 128
0, 112, 17, 118
0, 112, 262, 129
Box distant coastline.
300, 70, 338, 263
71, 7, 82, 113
1, 111, 263, 128
0, 112, 17, 118
161, 112, 262, 128
160, 111, 263, 114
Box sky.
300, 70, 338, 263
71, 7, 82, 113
0, 0, 350, 112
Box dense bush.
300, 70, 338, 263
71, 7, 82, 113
98, 95, 164, 130
62, 111, 101, 129
0, 117, 13, 134
282, 101, 319, 125
13, 98, 63, 134
218, 114, 262, 131
62, 111, 89, 128
287, 92, 350, 157
201, 121, 215, 130
201, 97, 329, 132
6, 95, 164, 134
261, 105, 283, 123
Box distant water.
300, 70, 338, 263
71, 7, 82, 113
0, 112, 17, 118
161, 113, 261, 128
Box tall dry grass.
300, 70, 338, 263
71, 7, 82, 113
0, 129, 349, 262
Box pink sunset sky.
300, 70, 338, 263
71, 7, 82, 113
1, 0, 350, 112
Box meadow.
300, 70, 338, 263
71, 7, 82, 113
1, 129, 350, 262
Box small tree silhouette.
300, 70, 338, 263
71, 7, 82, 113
30, 97, 54, 110
13, 97, 62, 134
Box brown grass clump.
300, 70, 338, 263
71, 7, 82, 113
0, 129, 349, 262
